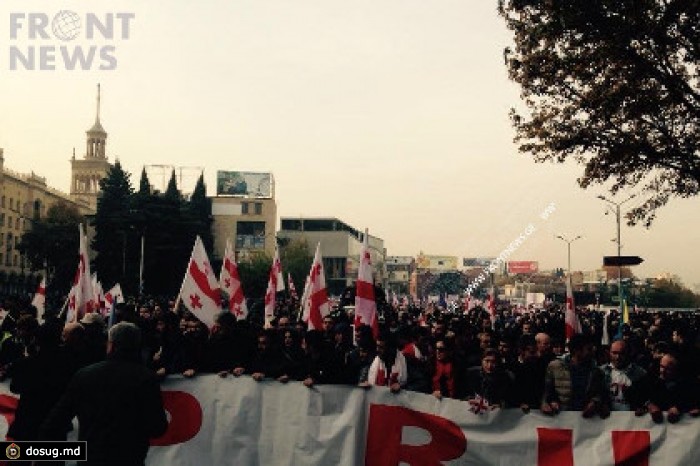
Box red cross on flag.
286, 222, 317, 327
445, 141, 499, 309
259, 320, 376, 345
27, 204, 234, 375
66, 224, 95, 323
565, 274, 582, 340
178, 236, 222, 329
219, 239, 248, 320
104, 283, 124, 309
303, 243, 330, 330
354, 229, 378, 337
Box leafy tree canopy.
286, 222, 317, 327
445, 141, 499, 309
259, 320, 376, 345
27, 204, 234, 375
499, 0, 700, 226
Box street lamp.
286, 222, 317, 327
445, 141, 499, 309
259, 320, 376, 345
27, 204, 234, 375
555, 234, 582, 277
597, 194, 636, 310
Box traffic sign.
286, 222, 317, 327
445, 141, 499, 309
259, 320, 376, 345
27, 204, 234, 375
603, 256, 644, 266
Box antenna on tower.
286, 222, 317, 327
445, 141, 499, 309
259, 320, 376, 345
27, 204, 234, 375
96, 83, 101, 123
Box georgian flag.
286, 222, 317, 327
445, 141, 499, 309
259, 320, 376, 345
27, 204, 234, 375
264, 248, 284, 322
303, 243, 330, 330
31, 277, 46, 323
486, 288, 496, 328
66, 224, 95, 323
565, 275, 582, 340
299, 274, 311, 322
91, 274, 105, 314
178, 236, 222, 329
219, 239, 248, 320
354, 229, 378, 337
104, 283, 125, 327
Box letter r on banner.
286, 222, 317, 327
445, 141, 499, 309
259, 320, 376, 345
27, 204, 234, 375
366, 404, 466, 466
537, 427, 573, 466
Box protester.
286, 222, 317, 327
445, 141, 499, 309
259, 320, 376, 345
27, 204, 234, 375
542, 334, 609, 417
40, 322, 168, 466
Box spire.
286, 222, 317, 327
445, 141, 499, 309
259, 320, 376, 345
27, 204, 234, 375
87, 83, 106, 135
96, 83, 101, 124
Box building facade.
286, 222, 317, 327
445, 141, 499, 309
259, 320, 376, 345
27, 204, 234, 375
211, 190, 278, 262
278, 218, 385, 295
0, 148, 92, 277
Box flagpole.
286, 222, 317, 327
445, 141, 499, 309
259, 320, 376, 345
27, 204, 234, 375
174, 236, 201, 315
139, 231, 145, 296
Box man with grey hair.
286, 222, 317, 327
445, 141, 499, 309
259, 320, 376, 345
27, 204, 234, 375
41, 322, 168, 465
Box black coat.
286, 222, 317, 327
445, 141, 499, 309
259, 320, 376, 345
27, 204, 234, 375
40, 354, 168, 466
8, 348, 76, 440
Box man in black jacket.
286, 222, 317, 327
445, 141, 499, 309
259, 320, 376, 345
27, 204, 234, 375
40, 322, 168, 466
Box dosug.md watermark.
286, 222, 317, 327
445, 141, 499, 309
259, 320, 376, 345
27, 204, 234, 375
8, 10, 135, 71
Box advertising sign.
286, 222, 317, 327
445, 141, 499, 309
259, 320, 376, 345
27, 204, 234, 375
216, 171, 272, 198
507, 261, 539, 274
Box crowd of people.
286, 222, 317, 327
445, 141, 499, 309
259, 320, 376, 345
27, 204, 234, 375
1, 295, 699, 460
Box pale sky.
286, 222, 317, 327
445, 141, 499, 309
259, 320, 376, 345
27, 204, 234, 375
1, 0, 699, 289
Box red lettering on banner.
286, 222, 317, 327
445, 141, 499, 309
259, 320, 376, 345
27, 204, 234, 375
151, 391, 203, 446
537, 427, 573, 466
612, 430, 650, 466
365, 404, 466, 466
0, 394, 18, 439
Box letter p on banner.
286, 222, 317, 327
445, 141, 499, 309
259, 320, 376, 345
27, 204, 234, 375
365, 404, 466, 466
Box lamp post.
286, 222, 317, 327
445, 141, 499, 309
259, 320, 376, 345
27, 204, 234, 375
555, 234, 582, 277
597, 194, 636, 310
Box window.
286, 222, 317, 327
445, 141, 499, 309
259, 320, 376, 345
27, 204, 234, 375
15, 200, 20, 211
7, 217, 11, 228
14, 237, 19, 249
241, 202, 249, 215
1, 196, 4, 208
0, 213, 4, 226
15, 218, 20, 230
254, 203, 262, 215
13, 255, 17, 266
9, 199, 13, 211
235, 221, 266, 250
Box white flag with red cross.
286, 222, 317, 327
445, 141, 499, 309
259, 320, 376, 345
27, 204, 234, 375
304, 243, 330, 330
264, 248, 284, 321
66, 224, 95, 323
32, 277, 46, 322
178, 236, 222, 329
354, 229, 378, 337
219, 239, 248, 320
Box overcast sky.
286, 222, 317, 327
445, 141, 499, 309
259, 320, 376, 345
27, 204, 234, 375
1, 0, 698, 289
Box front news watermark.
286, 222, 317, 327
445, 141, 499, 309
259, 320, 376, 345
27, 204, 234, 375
8, 10, 135, 70
2, 441, 86, 462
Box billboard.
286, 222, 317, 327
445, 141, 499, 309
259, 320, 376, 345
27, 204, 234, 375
416, 254, 458, 271
463, 258, 495, 268
507, 261, 539, 274
216, 171, 272, 198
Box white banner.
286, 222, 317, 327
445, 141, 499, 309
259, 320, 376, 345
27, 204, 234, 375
1, 376, 699, 465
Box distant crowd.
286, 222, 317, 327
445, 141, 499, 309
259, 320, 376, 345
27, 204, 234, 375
1, 295, 699, 448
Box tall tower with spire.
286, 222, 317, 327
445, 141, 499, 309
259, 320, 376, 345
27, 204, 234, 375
70, 84, 113, 211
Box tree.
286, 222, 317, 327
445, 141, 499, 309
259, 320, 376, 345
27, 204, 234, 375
499, 1, 700, 226
18, 202, 84, 299
237, 252, 273, 311
92, 161, 133, 290
426, 272, 467, 296
280, 238, 313, 295
187, 173, 214, 252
